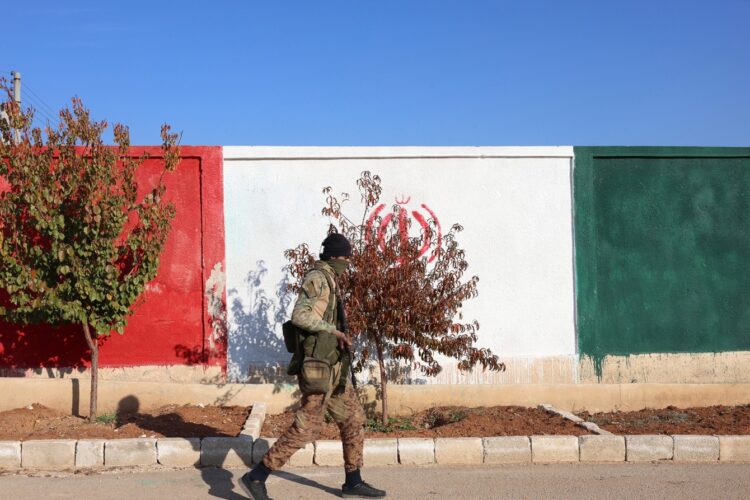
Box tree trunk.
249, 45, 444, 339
82, 320, 98, 421
375, 345, 388, 426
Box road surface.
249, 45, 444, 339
2, 463, 749, 499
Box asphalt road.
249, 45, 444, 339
2, 463, 749, 500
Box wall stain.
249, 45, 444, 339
205, 262, 227, 352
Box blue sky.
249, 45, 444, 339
2, 1, 749, 146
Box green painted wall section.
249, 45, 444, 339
574, 147, 750, 375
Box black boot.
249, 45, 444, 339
342, 481, 387, 498
239, 472, 273, 500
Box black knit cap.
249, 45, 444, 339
320, 233, 352, 260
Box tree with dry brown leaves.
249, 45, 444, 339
284, 171, 505, 424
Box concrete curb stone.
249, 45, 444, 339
718, 435, 750, 462
626, 435, 673, 462
250, 402, 267, 420
22, 439, 76, 470
363, 439, 399, 466
579, 435, 625, 462
201, 436, 253, 467
483, 436, 531, 464
0, 441, 22, 469
2, 433, 745, 471
241, 402, 267, 440
539, 404, 612, 436
578, 421, 613, 435
241, 415, 263, 439
105, 438, 157, 467
76, 439, 105, 468
398, 438, 435, 465
435, 437, 483, 464
673, 435, 719, 462
531, 435, 579, 463
288, 442, 315, 466
315, 440, 344, 466
157, 438, 201, 467
252, 437, 278, 465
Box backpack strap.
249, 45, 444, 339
309, 268, 338, 325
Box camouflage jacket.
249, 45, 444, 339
290, 260, 352, 387
290, 260, 339, 335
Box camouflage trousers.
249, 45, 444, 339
263, 362, 366, 473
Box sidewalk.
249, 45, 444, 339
3, 463, 750, 500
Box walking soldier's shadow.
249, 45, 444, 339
115, 396, 340, 499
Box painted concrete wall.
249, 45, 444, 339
574, 147, 750, 383
223, 147, 578, 383
0, 146, 226, 378
5, 144, 748, 388
3, 378, 750, 415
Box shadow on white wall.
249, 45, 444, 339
227, 260, 295, 383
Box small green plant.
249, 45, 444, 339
422, 407, 468, 429
449, 408, 468, 423
366, 416, 417, 433
395, 417, 417, 431
94, 412, 116, 425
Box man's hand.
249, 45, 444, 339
334, 330, 352, 351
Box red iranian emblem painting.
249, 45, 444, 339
365, 195, 442, 263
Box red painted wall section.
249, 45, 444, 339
0, 146, 226, 372
199, 147, 227, 371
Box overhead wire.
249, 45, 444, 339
25, 96, 57, 124
23, 94, 58, 131
24, 85, 60, 127
0, 71, 61, 139
24, 84, 58, 119
24, 93, 55, 119
21, 85, 61, 132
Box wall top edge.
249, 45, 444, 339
223, 146, 575, 160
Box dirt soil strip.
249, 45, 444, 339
5, 403, 747, 441
0, 403, 251, 440
577, 405, 750, 435
262, 405, 591, 438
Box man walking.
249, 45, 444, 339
240, 233, 387, 499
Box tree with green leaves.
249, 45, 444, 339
285, 171, 505, 425
0, 79, 180, 419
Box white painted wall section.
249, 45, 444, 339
223, 147, 577, 383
